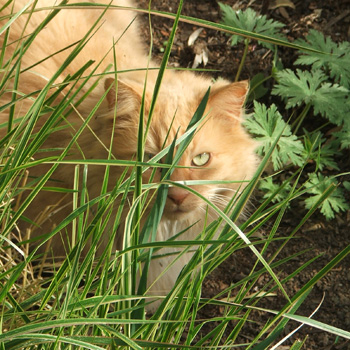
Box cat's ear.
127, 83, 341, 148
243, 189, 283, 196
104, 77, 116, 109
104, 77, 141, 113
209, 80, 249, 120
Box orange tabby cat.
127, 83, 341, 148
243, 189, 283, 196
0, 0, 258, 307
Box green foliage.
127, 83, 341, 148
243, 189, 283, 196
344, 181, 350, 192
219, 3, 285, 49
244, 101, 304, 170
304, 174, 349, 220
267, 31, 350, 220
272, 69, 349, 127
259, 176, 293, 204
220, 8, 350, 221
302, 130, 340, 171
334, 128, 350, 149
295, 29, 350, 88
290, 338, 307, 350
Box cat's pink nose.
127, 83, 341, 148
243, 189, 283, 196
168, 189, 189, 206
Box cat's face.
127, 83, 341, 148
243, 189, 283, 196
160, 116, 257, 221
102, 74, 258, 222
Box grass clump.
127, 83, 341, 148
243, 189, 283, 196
0, 1, 349, 349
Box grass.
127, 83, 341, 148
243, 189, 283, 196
1, 1, 350, 349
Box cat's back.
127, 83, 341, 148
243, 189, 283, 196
1, 0, 148, 78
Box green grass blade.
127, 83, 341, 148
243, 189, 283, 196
57, 3, 325, 53
0, 1, 33, 36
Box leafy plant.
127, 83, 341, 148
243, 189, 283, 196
291, 30, 350, 150
219, 3, 285, 81
295, 29, 350, 88
244, 101, 304, 171
304, 173, 349, 220
220, 3, 349, 221
302, 130, 340, 171
259, 176, 293, 204
218, 4, 285, 49
272, 68, 349, 130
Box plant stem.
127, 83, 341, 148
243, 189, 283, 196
292, 103, 311, 134
235, 38, 250, 82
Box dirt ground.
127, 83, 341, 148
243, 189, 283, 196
137, 0, 350, 348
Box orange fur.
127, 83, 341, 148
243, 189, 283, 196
0, 0, 258, 309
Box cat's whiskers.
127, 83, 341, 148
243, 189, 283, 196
207, 188, 231, 202
196, 200, 222, 222
206, 187, 246, 218
210, 197, 229, 208
215, 187, 243, 196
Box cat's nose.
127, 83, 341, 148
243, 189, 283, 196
167, 188, 189, 205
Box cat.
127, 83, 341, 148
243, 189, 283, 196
0, 0, 258, 310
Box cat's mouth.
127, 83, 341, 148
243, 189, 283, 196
163, 204, 193, 220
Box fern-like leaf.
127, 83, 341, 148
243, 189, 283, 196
334, 127, 350, 149
304, 173, 349, 220
302, 130, 340, 171
295, 29, 350, 88
244, 102, 304, 170
219, 4, 285, 49
259, 177, 292, 204
272, 69, 349, 127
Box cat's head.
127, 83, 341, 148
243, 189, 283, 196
99, 73, 258, 222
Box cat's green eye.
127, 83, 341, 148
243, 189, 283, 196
192, 152, 210, 167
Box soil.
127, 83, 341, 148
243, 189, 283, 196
137, 1, 350, 349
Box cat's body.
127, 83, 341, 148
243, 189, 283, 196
1, 0, 258, 306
